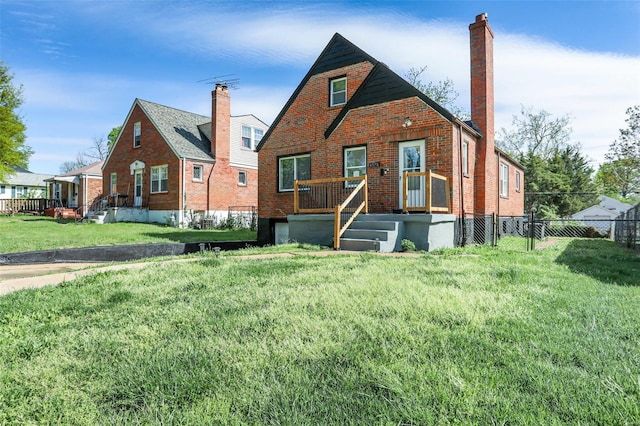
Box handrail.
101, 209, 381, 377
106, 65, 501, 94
402, 170, 450, 213
294, 175, 367, 214
334, 175, 368, 250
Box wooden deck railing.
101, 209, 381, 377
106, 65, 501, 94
293, 175, 368, 249
402, 170, 450, 213
0, 198, 59, 215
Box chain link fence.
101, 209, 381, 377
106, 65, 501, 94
456, 212, 633, 251
614, 202, 639, 250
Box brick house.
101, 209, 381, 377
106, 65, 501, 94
256, 14, 524, 250
45, 161, 103, 217
102, 85, 268, 226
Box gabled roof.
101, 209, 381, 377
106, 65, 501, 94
256, 33, 379, 152
136, 99, 214, 162
598, 195, 632, 213
55, 161, 104, 178
324, 62, 458, 139
3, 170, 53, 186
569, 204, 620, 219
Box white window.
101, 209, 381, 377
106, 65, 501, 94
344, 146, 366, 187
330, 77, 347, 106
515, 170, 521, 192
279, 154, 311, 192
238, 170, 247, 186
151, 165, 168, 193
241, 126, 264, 150
110, 173, 117, 195
193, 165, 203, 181
500, 163, 509, 197
462, 141, 469, 175
133, 122, 141, 147
254, 128, 264, 145
241, 126, 252, 149
0, 185, 5, 194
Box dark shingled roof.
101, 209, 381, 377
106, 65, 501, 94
137, 99, 214, 161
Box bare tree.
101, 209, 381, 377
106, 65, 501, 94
497, 106, 573, 161
58, 136, 110, 173
405, 65, 469, 119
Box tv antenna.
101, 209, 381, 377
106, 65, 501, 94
198, 74, 240, 89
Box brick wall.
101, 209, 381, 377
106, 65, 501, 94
103, 103, 182, 210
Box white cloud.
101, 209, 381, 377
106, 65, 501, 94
15, 2, 640, 174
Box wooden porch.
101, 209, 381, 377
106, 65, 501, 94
293, 171, 451, 250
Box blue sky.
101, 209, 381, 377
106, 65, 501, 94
2, 0, 639, 175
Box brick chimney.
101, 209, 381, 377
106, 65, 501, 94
469, 12, 496, 214
211, 83, 231, 161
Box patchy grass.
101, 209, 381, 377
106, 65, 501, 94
0, 240, 639, 424
0, 215, 256, 253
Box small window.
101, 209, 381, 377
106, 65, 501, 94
0, 185, 5, 194
515, 171, 521, 192
241, 126, 252, 149
133, 122, 141, 147
279, 154, 311, 192
151, 165, 168, 193
500, 163, 509, 197
344, 146, 366, 187
330, 77, 347, 107
254, 128, 264, 145
193, 165, 203, 181
238, 171, 247, 186
110, 173, 117, 195
462, 141, 469, 175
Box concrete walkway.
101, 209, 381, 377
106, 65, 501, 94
0, 251, 422, 296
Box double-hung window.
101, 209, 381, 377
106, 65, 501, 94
499, 163, 509, 197
278, 154, 311, 192
330, 77, 347, 106
515, 170, 521, 192
238, 171, 247, 186
133, 122, 141, 147
462, 141, 469, 175
344, 146, 366, 187
241, 126, 265, 150
110, 173, 117, 195
151, 165, 168, 193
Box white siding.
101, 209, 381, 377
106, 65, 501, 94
229, 115, 268, 168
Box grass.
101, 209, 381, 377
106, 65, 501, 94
1, 239, 639, 424
0, 215, 256, 254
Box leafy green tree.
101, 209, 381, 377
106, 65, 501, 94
108, 125, 122, 151
405, 65, 469, 119
497, 107, 596, 218
596, 106, 640, 200
0, 61, 32, 182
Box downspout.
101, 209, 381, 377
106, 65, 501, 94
457, 122, 465, 245
83, 173, 88, 216
181, 158, 186, 227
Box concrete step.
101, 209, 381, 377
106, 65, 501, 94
339, 220, 401, 253
339, 238, 381, 252
342, 228, 390, 241
349, 220, 397, 231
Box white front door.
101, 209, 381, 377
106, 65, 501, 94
134, 169, 143, 207
399, 140, 426, 209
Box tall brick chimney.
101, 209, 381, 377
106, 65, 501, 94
469, 12, 496, 214
211, 83, 231, 161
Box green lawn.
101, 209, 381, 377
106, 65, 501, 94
1, 239, 639, 424
0, 215, 256, 254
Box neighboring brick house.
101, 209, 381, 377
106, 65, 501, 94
102, 85, 268, 226
256, 13, 524, 248
45, 161, 104, 217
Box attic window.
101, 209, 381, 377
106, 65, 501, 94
133, 122, 141, 147
330, 77, 347, 107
